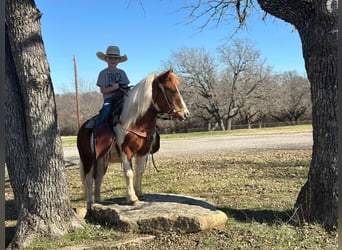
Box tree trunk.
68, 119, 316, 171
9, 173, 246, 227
219, 119, 226, 131
294, 8, 338, 231
5, 0, 84, 248
257, 0, 338, 230
226, 118, 232, 130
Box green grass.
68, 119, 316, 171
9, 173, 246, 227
61, 135, 78, 147
160, 124, 313, 139
5, 145, 337, 249
61, 124, 313, 147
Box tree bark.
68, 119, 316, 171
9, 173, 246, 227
5, 0, 84, 248
258, 0, 338, 230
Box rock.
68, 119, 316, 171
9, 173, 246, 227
74, 207, 87, 219
90, 193, 228, 234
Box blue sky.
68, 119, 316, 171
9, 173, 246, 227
35, 0, 306, 94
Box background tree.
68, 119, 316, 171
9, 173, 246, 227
167, 47, 227, 130
56, 93, 80, 135
184, 0, 338, 230
167, 40, 269, 131
269, 71, 311, 125
5, 0, 84, 248
79, 91, 103, 121
237, 75, 273, 129
56, 91, 102, 135
218, 39, 269, 129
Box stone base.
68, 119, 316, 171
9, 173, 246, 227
89, 193, 228, 234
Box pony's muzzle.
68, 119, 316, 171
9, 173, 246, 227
183, 108, 190, 119
174, 108, 190, 121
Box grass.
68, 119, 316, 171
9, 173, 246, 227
160, 124, 313, 139
5, 143, 338, 249
61, 124, 313, 146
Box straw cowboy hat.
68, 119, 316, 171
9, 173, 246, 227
96, 45, 128, 63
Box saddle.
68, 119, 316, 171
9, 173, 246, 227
86, 87, 160, 159
93, 121, 160, 160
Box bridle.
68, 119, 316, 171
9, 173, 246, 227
151, 79, 186, 116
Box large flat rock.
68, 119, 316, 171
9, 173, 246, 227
90, 193, 228, 234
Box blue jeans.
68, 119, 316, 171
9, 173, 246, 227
96, 98, 113, 129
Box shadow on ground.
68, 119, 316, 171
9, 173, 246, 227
5, 199, 18, 220
220, 207, 295, 225
5, 200, 18, 248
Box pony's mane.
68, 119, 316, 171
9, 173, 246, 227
120, 72, 158, 128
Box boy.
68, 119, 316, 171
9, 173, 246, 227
95, 45, 130, 130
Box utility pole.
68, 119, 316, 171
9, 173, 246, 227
73, 56, 81, 129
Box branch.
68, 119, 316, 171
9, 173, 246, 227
182, 0, 255, 34
256, 0, 313, 27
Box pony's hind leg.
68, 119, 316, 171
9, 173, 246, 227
84, 168, 93, 210
134, 155, 148, 199
80, 161, 94, 210
94, 159, 107, 203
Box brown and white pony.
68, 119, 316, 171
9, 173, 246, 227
77, 69, 189, 209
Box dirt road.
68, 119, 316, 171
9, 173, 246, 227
64, 132, 312, 166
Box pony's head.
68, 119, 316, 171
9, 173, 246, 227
120, 69, 189, 128
152, 69, 190, 121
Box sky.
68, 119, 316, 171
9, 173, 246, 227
35, 0, 306, 94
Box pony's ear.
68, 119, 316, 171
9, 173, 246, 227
158, 69, 172, 83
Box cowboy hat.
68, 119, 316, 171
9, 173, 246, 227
96, 45, 128, 63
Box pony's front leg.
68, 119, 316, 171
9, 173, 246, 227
134, 155, 147, 199
122, 157, 139, 205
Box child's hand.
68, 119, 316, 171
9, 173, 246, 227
112, 83, 119, 89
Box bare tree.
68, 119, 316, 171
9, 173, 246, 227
79, 91, 103, 122
56, 93, 79, 135
237, 75, 274, 128
167, 47, 227, 130
270, 71, 311, 125
218, 39, 269, 129
167, 40, 270, 131
55, 90, 102, 136
184, 0, 338, 230
5, 0, 84, 248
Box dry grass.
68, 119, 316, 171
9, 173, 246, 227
5, 148, 338, 249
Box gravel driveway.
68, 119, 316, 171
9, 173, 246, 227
63, 132, 312, 166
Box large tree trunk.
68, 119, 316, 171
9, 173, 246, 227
257, 0, 338, 230
5, 0, 84, 248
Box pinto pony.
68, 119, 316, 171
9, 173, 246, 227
77, 70, 189, 209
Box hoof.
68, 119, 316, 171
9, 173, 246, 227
130, 199, 139, 206
138, 195, 145, 201
85, 209, 93, 221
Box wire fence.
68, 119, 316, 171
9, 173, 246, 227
180, 120, 312, 133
